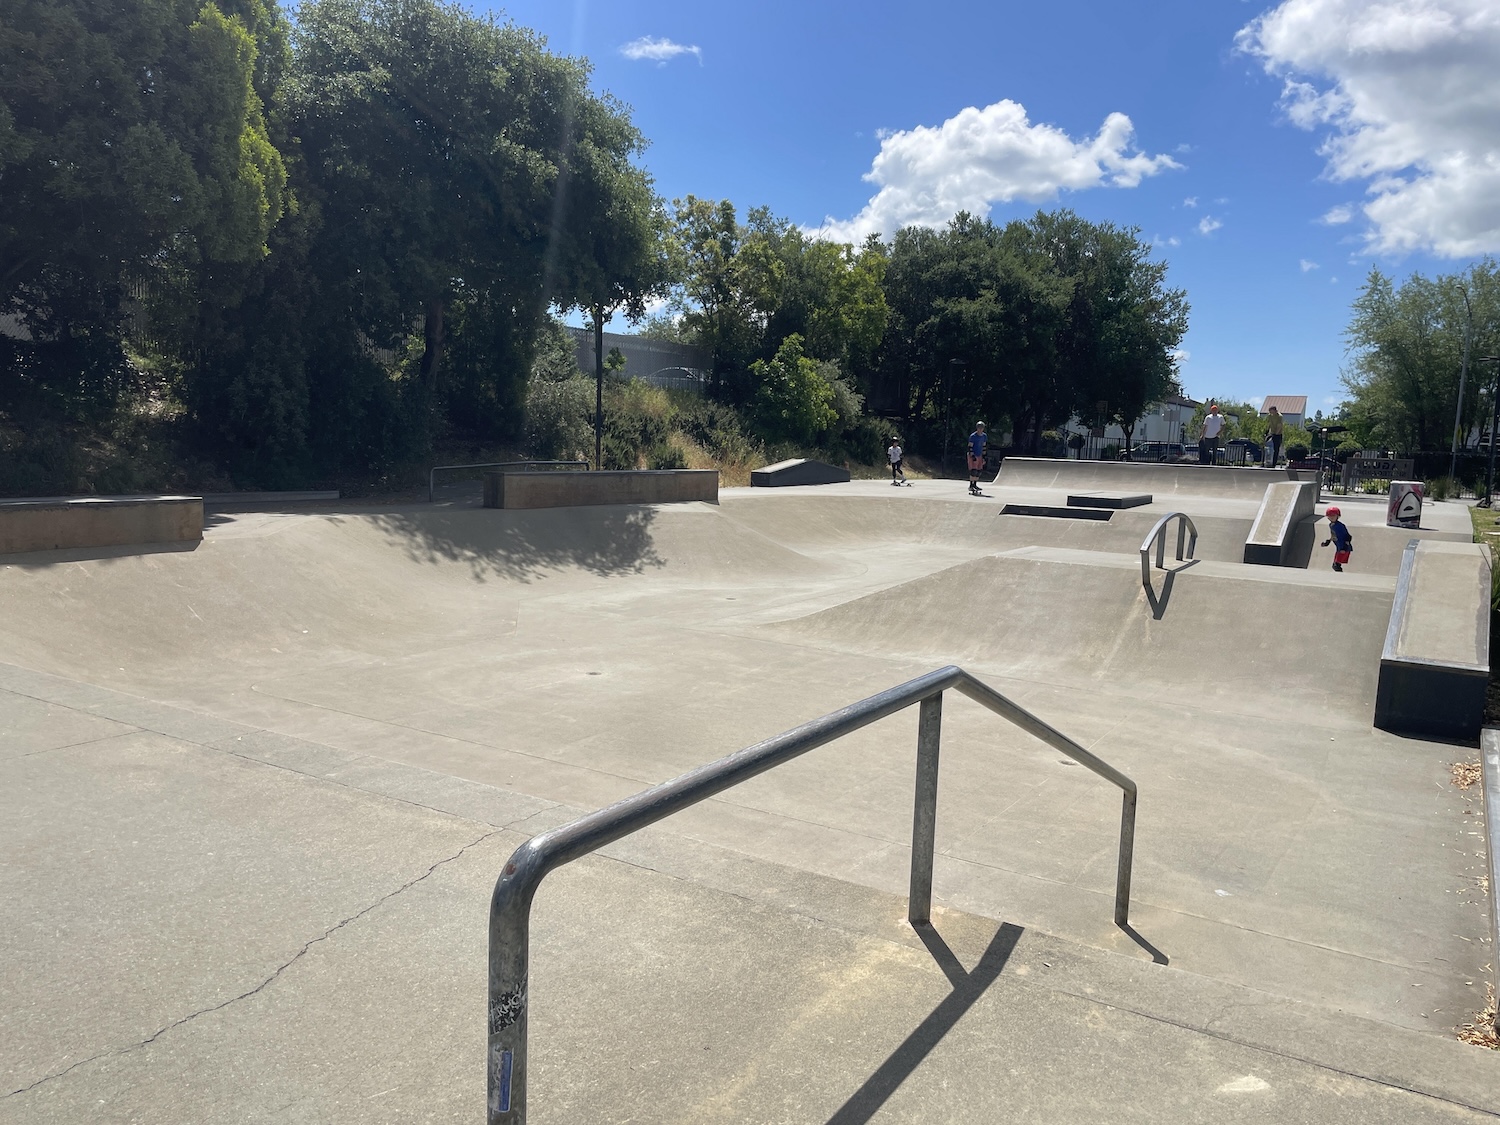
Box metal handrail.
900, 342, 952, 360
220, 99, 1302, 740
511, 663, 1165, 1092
486, 665, 1138, 1123
1139, 511, 1198, 596
428, 460, 588, 502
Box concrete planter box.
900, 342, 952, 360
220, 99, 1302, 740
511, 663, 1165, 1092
484, 469, 718, 510
0, 495, 204, 554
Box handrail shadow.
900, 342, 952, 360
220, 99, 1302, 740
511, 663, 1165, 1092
1143, 557, 1199, 619
825, 922, 1024, 1125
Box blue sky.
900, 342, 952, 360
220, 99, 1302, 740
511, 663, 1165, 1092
488, 0, 1500, 417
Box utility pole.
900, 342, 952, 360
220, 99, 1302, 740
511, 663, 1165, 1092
1483, 357, 1500, 508
1449, 284, 1473, 484
593, 305, 604, 471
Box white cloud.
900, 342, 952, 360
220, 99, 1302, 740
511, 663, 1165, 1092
619, 36, 702, 64
1154, 234, 1182, 248
1183, 196, 1199, 208
810, 100, 1179, 243
1300, 258, 1319, 271
1237, 0, 1500, 256
1321, 204, 1354, 225
1171, 348, 1191, 368
1198, 215, 1223, 235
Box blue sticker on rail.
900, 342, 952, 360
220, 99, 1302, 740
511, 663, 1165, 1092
489, 1047, 513, 1114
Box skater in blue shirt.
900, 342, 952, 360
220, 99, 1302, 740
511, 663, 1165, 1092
966, 422, 987, 495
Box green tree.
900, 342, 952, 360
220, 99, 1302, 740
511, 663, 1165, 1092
753, 334, 835, 443
0, 0, 290, 420
1341, 261, 1500, 452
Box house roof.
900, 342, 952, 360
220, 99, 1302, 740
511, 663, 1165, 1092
1261, 395, 1307, 416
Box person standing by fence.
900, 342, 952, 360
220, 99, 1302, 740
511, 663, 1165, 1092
1199, 404, 1225, 465
1264, 405, 1284, 468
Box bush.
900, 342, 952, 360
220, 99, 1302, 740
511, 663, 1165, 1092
647, 441, 688, 470
602, 378, 675, 469
752, 335, 835, 444
524, 375, 593, 461
1285, 443, 1310, 462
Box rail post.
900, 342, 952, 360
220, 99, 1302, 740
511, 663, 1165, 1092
907, 692, 943, 924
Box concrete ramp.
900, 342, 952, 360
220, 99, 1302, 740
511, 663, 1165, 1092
1375, 539, 1491, 740
997, 457, 1301, 500
765, 549, 1394, 717
1244, 480, 1319, 566
750, 458, 852, 486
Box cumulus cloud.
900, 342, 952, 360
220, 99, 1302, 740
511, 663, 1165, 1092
1321, 204, 1354, 225
1183, 196, 1199, 208
1154, 234, 1182, 248
1300, 258, 1319, 271
619, 36, 702, 64
1198, 216, 1223, 235
810, 100, 1179, 243
1237, 0, 1500, 256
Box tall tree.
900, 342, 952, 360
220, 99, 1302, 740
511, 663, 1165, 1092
0, 0, 289, 418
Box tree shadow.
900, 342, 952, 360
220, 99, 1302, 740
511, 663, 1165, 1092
825, 922, 1023, 1125
1144, 558, 1198, 619
367, 502, 666, 583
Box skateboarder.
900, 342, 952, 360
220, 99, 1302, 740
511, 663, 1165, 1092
967, 422, 987, 495
1321, 506, 1354, 571
887, 436, 906, 485
1264, 405, 1284, 468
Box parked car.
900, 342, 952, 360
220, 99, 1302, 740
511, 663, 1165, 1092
1120, 441, 1186, 462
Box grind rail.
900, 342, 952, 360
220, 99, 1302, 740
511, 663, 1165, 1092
428, 460, 588, 502
486, 665, 1138, 1123
1140, 511, 1198, 598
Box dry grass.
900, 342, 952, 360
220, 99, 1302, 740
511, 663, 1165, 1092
1459, 983, 1499, 1049
1453, 759, 1484, 790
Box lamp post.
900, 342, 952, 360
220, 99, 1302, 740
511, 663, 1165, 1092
1481, 356, 1500, 508
1449, 284, 1474, 484
945, 359, 964, 478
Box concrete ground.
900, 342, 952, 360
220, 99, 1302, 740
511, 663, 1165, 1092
1, 469, 1495, 1121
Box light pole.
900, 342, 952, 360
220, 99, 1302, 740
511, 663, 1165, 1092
1481, 356, 1500, 508
1449, 284, 1473, 484
945, 359, 964, 478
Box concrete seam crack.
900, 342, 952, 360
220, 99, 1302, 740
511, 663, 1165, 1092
1, 828, 500, 1101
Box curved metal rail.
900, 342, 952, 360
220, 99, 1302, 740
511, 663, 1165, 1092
1139, 511, 1198, 597
486, 665, 1138, 1123
427, 460, 587, 502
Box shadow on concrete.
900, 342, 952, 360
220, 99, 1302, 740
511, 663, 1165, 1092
825, 922, 1023, 1125
1144, 558, 1198, 620
1119, 922, 1169, 965
1286, 517, 1319, 569
0, 539, 201, 569
369, 504, 665, 583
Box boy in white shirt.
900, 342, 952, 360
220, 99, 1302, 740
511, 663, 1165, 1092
887, 437, 906, 485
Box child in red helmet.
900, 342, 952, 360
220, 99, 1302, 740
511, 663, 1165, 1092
1320, 506, 1353, 572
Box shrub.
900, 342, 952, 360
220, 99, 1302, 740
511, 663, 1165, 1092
1285, 443, 1310, 462
752, 335, 835, 444
524, 375, 593, 461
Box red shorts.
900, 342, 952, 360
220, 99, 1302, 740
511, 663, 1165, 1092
967, 453, 985, 472
1334, 549, 1351, 565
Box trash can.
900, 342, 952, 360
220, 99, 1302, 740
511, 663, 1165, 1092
1387, 480, 1423, 529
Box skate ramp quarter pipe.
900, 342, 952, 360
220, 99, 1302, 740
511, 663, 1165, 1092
0, 495, 203, 554
1375, 539, 1490, 740
997, 457, 1303, 499
484, 469, 718, 509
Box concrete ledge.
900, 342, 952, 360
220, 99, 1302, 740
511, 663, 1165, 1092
0, 495, 203, 554
1244, 480, 1319, 566
202, 491, 340, 506
1066, 492, 1151, 509
1374, 540, 1490, 740
483, 469, 718, 510
749, 459, 852, 487
997, 456, 1302, 499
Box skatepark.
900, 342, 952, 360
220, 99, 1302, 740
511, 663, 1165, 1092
3, 460, 1498, 1123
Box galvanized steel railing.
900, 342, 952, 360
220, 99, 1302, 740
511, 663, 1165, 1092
427, 460, 588, 502
1139, 511, 1198, 597
486, 665, 1139, 1123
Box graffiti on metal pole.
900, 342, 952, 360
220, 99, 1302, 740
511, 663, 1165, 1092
489, 980, 527, 1033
